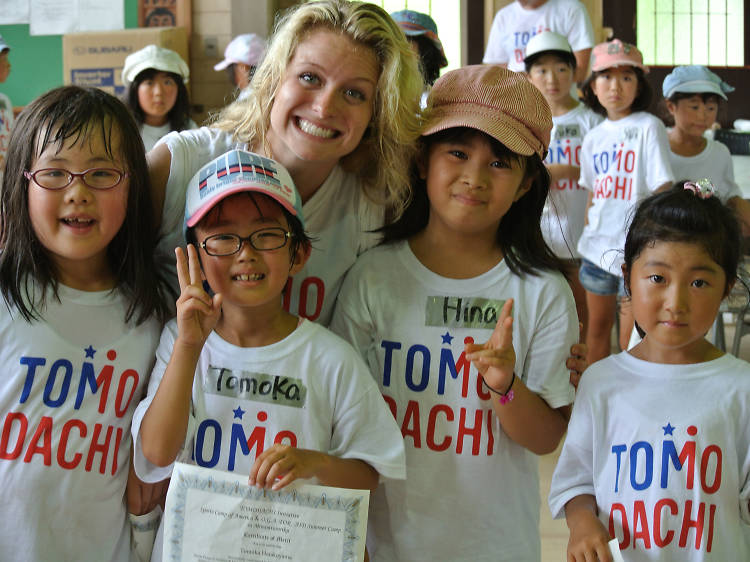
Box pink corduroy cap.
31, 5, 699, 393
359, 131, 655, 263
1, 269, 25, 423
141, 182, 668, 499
423, 64, 552, 159
590, 39, 648, 73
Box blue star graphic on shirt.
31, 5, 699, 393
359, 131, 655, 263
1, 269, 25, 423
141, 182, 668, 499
233, 406, 246, 420
84, 345, 96, 358
441, 332, 453, 345
662, 423, 675, 436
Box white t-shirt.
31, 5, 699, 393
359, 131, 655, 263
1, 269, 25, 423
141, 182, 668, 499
0, 91, 13, 184
549, 351, 750, 561
157, 127, 384, 325
576, 111, 674, 275
140, 119, 197, 152
0, 284, 161, 562
668, 138, 741, 203
132, 318, 406, 561
330, 241, 578, 562
542, 103, 603, 259
483, 0, 595, 72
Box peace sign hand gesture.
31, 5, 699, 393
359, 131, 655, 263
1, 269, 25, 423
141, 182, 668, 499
174, 245, 223, 348
464, 298, 516, 393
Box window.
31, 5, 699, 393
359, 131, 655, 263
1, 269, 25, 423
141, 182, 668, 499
636, 0, 744, 66
373, 0, 462, 72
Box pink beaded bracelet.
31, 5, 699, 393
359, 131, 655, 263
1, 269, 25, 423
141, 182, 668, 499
482, 373, 516, 404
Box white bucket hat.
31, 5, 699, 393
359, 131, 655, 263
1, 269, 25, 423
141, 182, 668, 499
214, 34, 266, 71
122, 44, 189, 85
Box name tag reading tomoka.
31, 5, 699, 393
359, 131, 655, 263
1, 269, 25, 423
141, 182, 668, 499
203, 366, 308, 408
425, 296, 510, 330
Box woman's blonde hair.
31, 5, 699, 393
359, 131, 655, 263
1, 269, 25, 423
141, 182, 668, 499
212, 0, 423, 216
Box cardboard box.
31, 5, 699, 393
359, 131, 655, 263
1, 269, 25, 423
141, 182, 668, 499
62, 27, 189, 98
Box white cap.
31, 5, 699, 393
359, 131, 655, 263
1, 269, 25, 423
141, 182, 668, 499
0, 34, 9, 53
122, 44, 189, 85
523, 31, 573, 62
214, 34, 266, 71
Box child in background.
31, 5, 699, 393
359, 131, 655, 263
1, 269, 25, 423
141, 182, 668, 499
525, 30, 603, 338
0, 86, 170, 561
577, 39, 673, 364
550, 182, 750, 561
213, 33, 267, 98
132, 150, 406, 562
331, 65, 579, 562
122, 45, 196, 151
663, 65, 750, 234
0, 34, 13, 180
390, 10, 448, 107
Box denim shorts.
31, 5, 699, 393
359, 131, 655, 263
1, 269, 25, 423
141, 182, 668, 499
579, 258, 626, 296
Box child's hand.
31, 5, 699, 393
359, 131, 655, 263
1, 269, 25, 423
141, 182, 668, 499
568, 324, 588, 388
566, 496, 613, 562
126, 457, 169, 515
175, 245, 222, 347
567, 513, 613, 562
464, 298, 515, 393
249, 444, 324, 491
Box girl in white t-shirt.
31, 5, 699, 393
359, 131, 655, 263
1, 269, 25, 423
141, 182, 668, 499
662, 65, 750, 235
577, 39, 673, 364
331, 65, 579, 562
551, 181, 750, 562
0, 86, 170, 561
148, 0, 424, 325
121, 45, 197, 152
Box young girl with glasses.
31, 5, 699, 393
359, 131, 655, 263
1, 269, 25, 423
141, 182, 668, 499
131, 149, 405, 562
0, 86, 170, 561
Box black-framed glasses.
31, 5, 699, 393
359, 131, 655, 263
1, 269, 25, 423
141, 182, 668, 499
200, 228, 292, 256
24, 168, 129, 191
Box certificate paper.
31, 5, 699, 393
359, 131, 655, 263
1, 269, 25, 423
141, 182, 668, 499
164, 463, 369, 562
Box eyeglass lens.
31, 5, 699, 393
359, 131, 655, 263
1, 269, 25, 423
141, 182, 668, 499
203, 228, 289, 256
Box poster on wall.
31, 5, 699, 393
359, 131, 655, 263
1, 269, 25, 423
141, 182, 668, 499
0, 0, 30, 24
139, 0, 191, 33
29, 0, 124, 36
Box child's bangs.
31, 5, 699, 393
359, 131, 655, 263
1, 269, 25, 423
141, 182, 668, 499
423, 127, 525, 169
35, 112, 120, 161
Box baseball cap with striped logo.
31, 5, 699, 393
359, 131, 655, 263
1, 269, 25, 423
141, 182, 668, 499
184, 150, 304, 241
422, 65, 552, 159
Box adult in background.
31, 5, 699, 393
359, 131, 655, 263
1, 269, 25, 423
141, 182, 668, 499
483, 0, 594, 84
147, 0, 424, 325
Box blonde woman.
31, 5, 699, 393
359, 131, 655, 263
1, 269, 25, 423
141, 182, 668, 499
148, 0, 424, 325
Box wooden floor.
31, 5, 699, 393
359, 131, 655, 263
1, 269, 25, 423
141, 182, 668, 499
538, 317, 750, 561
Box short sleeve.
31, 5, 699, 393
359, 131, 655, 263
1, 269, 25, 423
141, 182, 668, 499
578, 133, 595, 191
644, 118, 675, 192
329, 351, 406, 481
548, 375, 597, 518
564, 2, 595, 51
718, 142, 742, 201
131, 321, 197, 483
521, 276, 577, 409
482, 11, 510, 64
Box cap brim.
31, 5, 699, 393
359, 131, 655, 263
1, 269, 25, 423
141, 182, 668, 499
664, 81, 728, 100
592, 60, 649, 74
422, 105, 540, 157
213, 59, 232, 71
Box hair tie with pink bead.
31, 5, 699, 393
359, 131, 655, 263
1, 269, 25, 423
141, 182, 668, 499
683, 178, 716, 199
